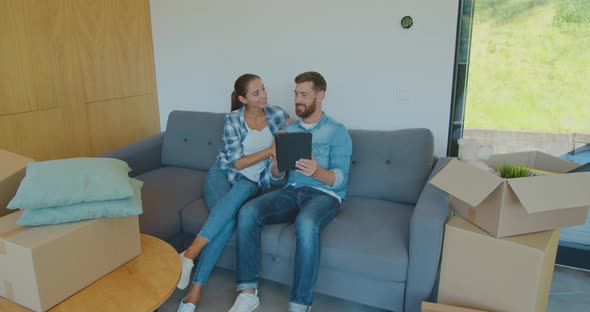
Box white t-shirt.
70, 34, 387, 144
299, 121, 317, 130
239, 125, 274, 183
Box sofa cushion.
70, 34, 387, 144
180, 198, 209, 234
162, 111, 226, 171
136, 166, 207, 240
347, 129, 434, 205
180, 198, 291, 254
272, 197, 414, 282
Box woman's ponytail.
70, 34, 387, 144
231, 91, 242, 111
230, 74, 260, 111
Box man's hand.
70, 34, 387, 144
295, 154, 336, 186
295, 158, 318, 177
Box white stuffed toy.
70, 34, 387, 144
458, 138, 496, 174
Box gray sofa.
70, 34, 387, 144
104, 110, 450, 312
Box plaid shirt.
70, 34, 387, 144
217, 105, 289, 189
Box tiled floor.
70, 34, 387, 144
560, 211, 590, 246
548, 266, 590, 312
159, 265, 590, 312
159, 267, 386, 312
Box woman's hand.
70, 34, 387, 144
268, 139, 277, 159
283, 118, 297, 125
269, 130, 288, 177
269, 130, 287, 159
269, 144, 284, 178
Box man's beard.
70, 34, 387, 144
295, 98, 317, 118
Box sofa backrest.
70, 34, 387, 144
161, 111, 434, 205
346, 129, 434, 205
161, 111, 225, 170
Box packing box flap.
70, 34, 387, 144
0, 150, 33, 181
0, 212, 93, 248
530, 151, 579, 172
430, 158, 504, 207
448, 216, 555, 251
0, 210, 22, 235
487, 151, 578, 173
508, 172, 590, 213
421, 302, 489, 312
0, 150, 33, 217
507, 225, 559, 251
448, 216, 488, 235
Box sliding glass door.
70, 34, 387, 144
450, 0, 590, 269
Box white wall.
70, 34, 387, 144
150, 0, 459, 156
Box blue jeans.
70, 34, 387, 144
192, 163, 259, 285
236, 185, 340, 307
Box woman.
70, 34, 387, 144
177, 74, 289, 312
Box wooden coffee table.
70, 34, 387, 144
0, 234, 181, 311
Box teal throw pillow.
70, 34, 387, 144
8, 157, 133, 210
16, 178, 144, 226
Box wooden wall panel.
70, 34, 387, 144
0, 109, 67, 160
74, 0, 153, 103
0, 0, 61, 115
87, 95, 159, 155
51, 0, 93, 157
143, 1, 161, 132
0, 0, 159, 161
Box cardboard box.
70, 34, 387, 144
422, 302, 488, 312
0, 212, 140, 311
438, 217, 559, 312
0, 150, 34, 217
430, 151, 590, 237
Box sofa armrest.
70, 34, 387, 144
101, 132, 165, 177
404, 157, 451, 312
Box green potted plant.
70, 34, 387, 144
497, 163, 532, 178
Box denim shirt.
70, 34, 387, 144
217, 105, 289, 189
281, 112, 353, 200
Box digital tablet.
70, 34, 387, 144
275, 132, 312, 172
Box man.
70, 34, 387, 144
228, 71, 352, 312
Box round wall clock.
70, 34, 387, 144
401, 16, 413, 29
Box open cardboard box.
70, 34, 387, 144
430, 151, 590, 237
438, 217, 558, 312
0, 150, 34, 217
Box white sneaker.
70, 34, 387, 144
177, 297, 196, 312
288, 301, 312, 312
228, 290, 259, 312
177, 251, 194, 289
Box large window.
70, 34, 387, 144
451, 0, 590, 268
